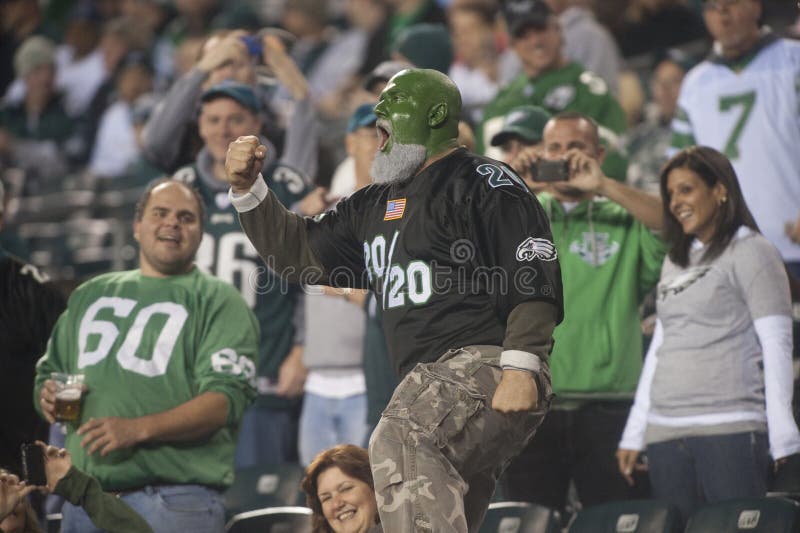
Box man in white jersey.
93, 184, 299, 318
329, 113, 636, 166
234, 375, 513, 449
669, 0, 800, 274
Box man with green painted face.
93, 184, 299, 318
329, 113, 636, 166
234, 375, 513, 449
225, 68, 564, 532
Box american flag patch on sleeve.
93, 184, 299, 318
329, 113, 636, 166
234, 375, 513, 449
384, 198, 407, 221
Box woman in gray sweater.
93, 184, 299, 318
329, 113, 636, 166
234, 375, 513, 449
616, 146, 800, 524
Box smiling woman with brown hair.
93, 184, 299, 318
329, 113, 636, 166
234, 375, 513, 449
301, 445, 379, 533
617, 145, 800, 525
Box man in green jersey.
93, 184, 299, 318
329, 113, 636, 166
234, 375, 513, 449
176, 77, 315, 467
478, 0, 627, 180
505, 112, 664, 511
34, 179, 259, 533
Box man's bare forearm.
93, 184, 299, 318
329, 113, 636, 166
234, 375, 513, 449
599, 177, 663, 231
137, 392, 229, 443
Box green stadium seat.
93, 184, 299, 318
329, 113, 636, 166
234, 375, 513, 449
566, 499, 681, 533
225, 506, 312, 533
684, 497, 800, 533
224, 463, 307, 518
479, 501, 561, 533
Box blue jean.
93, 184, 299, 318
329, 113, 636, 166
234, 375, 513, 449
504, 401, 647, 511
61, 484, 225, 533
235, 406, 295, 468
299, 391, 369, 466
646, 431, 769, 526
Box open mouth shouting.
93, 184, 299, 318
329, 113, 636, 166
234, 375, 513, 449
376, 119, 391, 152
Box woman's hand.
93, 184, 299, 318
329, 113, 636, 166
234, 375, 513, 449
616, 448, 646, 486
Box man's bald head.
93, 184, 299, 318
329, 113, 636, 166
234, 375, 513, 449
375, 68, 462, 158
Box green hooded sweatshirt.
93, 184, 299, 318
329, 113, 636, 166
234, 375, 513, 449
537, 193, 666, 401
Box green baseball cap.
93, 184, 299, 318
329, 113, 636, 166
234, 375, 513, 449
490, 105, 551, 146
201, 81, 262, 114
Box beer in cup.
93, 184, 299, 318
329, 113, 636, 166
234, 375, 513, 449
50, 373, 85, 422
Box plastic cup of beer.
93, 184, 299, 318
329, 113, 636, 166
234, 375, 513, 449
50, 373, 85, 422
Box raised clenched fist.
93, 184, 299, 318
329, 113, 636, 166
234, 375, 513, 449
225, 135, 267, 193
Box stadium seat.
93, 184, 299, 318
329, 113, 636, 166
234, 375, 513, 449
566, 499, 681, 533
519, 502, 562, 533
684, 497, 800, 533
479, 501, 561, 533
46, 513, 61, 533
480, 502, 530, 533
224, 463, 307, 518
225, 506, 312, 533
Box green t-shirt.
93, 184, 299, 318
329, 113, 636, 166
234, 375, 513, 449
479, 62, 629, 181
34, 268, 259, 490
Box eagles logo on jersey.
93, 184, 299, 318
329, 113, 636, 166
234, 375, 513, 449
516, 237, 558, 262
658, 266, 712, 301
304, 148, 564, 376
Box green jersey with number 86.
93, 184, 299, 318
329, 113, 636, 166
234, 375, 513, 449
34, 268, 259, 491
176, 160, 309, 408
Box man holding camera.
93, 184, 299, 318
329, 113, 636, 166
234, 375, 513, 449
504, 111, 665, 511
478, 0, 627, 181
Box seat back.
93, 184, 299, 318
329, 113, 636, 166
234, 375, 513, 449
567, 500, 681, 533
225, 506, 312, 533
684, 497, 800, 533
520, 502, 562, 533
46, 513, 62, 533
479, 502, 531, 533
480, 501, 561, 533
224, 463, 307, 518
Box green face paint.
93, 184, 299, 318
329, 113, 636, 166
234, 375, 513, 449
374, 69, 462, 158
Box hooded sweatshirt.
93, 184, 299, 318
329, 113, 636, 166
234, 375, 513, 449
537, 193, 666, 401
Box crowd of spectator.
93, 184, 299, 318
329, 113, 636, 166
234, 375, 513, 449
2, 0, 800, 531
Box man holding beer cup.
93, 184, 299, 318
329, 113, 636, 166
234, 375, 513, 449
34, 179, 259, 533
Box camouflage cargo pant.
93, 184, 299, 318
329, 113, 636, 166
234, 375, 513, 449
369, 345, 551, 533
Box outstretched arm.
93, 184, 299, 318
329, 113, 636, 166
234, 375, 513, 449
40, 443, 154, 533
562, 149, 663, 231
225, 136, 327, 282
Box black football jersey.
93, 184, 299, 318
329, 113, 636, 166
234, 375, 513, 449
0, 251, 65, 473
306, 148, 563, 377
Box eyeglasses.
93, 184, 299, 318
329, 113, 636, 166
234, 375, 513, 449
703, 0, 744, 11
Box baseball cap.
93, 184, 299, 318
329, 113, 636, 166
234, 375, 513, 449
347, 103, 378, 133
201, 81, 262, 114
654, 47, 697, 74
490, 105, 552, 146
393, 24, 453, 74
502, 0, 555, 38
14, 36, 56, 78
363, 60, 412, 92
